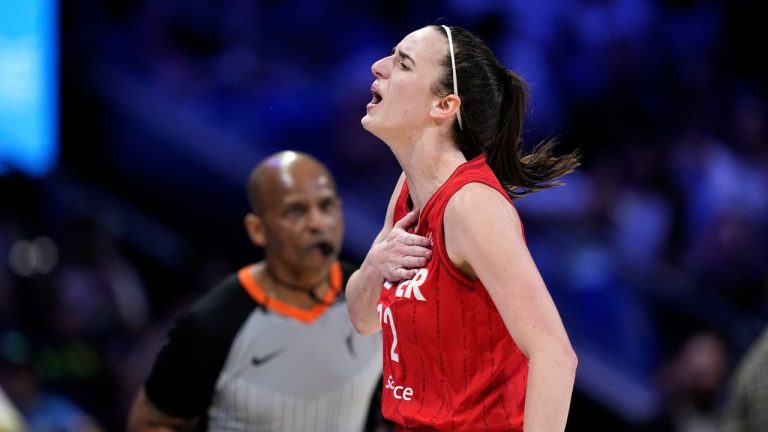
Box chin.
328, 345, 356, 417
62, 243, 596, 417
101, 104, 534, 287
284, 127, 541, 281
361, 116, 386, 141
361, 114, 372, 130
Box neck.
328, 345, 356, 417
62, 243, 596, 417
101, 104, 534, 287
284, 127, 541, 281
391, 133, 466, 210
259, 262, 331, 307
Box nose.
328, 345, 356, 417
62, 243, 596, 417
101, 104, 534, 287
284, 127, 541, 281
371, 55, 390, 79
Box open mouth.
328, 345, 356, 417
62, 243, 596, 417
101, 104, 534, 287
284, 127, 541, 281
311, 241, 336, 257
370, 87, 383, 105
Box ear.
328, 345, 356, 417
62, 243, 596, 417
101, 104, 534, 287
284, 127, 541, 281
244, 213, 267, 247
430, 94, 461, 125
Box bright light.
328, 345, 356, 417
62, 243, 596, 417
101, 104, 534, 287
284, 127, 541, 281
0, 0, 58, 176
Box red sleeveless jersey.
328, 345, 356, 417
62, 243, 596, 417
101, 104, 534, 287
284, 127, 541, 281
378, 155, 528, 431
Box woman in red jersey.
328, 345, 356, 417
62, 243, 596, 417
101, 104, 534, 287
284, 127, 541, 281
346, 25, 580, 431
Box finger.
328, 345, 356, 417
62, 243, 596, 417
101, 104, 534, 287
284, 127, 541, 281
402, 256, 428, 268
391, 246, 432, 260
403, 245, 431, 258
391, 268, 418, 281
401, 233, 432, 247
393, 210, 419, 230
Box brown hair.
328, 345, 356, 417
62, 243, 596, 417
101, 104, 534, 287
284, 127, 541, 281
432, 25, 580, 198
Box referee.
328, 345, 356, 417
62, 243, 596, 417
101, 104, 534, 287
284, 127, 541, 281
128, 151, 384, 431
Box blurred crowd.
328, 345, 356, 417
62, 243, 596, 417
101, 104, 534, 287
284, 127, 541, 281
2, 0, 767, 431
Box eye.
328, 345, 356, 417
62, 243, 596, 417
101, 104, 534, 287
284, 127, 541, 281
284, 204, 306, 217
398, 61, 410, 71
320, 197, 340, 213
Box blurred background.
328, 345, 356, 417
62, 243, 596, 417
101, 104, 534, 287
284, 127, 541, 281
1, 0, 767, 431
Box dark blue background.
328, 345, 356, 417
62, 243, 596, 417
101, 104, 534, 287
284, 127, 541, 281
2, 1, 767, 430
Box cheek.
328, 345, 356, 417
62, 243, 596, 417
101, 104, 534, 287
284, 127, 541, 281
395, 83, 431, 118
332, 215, 344, 240
265, 230, 285, 249
270, 223, 301, 248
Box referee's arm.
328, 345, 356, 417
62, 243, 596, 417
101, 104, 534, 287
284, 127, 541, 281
127, 387, 197, 432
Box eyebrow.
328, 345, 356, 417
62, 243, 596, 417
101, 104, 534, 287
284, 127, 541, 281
391, 47, 416, 66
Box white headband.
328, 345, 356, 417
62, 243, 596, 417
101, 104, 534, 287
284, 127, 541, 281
441, 25, 463, 131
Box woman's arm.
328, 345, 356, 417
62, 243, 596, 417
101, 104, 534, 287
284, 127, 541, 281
346, 173, 432, 335
444, 183, 577, 432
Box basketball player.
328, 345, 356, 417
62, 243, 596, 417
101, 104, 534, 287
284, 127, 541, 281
128, 151, 384, 431
346, 25, 580, 430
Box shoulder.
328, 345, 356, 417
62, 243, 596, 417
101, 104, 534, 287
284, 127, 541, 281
182, 270, 261, 339
188, 272, 252, 316
445, 182, 519, 224
443, 182, 523, 259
